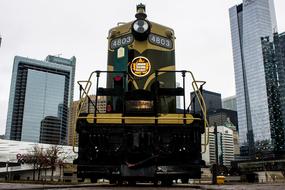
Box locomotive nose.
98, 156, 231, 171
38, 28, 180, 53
132, 3, 151, 41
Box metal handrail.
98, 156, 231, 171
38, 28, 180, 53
77, 116, 202, 121
187, 71, 209, 153
72, 80, 93, 153
73, 69, 209, 154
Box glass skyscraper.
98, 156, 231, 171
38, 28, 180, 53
273, 33, 285, 133
5, 55, 76, 145
229, 0, 278, 156
261, 33, 285, 154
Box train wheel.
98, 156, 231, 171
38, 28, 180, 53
181, 178, 189, 184
117, 179, 123, 186
109, 179, 116, 184
153, 179, 158, 186
128, 180, 136, 186
161, 179, 172, 186
90, 177, 97, 183
78, 178, 85, 183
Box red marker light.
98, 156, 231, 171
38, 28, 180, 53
114, 76, 122, 81
106, 104, 112, 112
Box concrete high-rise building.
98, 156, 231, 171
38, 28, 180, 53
222, 96, 237, 111
208, 109, 238, 131
5, 55, 76, 145
68, 96, 106, 146
190, 90, 222, 113
229, 0, 278, 156
68, 100, 79, 146
78, 95, 107, 114
176, 82, 181, 109
202, 126, 235, 167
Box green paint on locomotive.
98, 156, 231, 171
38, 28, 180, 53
107, 20, 177, 113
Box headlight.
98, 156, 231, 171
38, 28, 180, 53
132, 19, 150, 41
133, 20, 149, 33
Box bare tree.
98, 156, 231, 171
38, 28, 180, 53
20, 145, 46, 181
46, 145, 66, 181
19, 153, 37, 180
18, 145, 68, 181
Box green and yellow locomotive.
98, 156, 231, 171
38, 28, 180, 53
74, 4, 208, 185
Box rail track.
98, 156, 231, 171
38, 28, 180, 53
1, 182, 285, 190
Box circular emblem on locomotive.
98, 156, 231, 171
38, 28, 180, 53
130, 56, 151, 77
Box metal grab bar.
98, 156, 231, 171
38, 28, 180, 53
72, 80, 92, 153
73, 71, 98, 153
187, 71, 209, 153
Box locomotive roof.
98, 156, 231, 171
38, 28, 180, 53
108, 20, 175, 39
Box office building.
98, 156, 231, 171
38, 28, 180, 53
276, 33, 285, 133
229, 0, 278, 156
261, 33, 285, 154
176, 82, 181, 109
202, 126, 235, 168
68, 100, 79, 146
67, 96, 106, 146
190, 90, 222, 113
5, 55, 76, 145
39, 116, 61, 145
78, 95, 107, 114
208, 109, 240, 157
208, 108, 238, 131
222, 95, 237, 111
0, 139, 77, 181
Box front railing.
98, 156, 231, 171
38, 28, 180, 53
73, 70, 209, 153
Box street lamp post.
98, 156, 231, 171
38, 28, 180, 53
212, 123, 219, 184
6, 159, 10, 181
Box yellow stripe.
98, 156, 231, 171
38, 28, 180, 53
158, 114, 194, 124
83, 113, 196, 124
87, 113, 122, 124
132, 80, 139, 89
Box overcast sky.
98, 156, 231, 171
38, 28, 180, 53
0, 0, 284, 135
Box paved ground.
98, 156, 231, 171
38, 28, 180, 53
0, 183, 285, 190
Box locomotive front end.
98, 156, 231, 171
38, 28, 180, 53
74, 4, 208, 185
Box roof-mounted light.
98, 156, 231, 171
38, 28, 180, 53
132, 4, 150, 41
